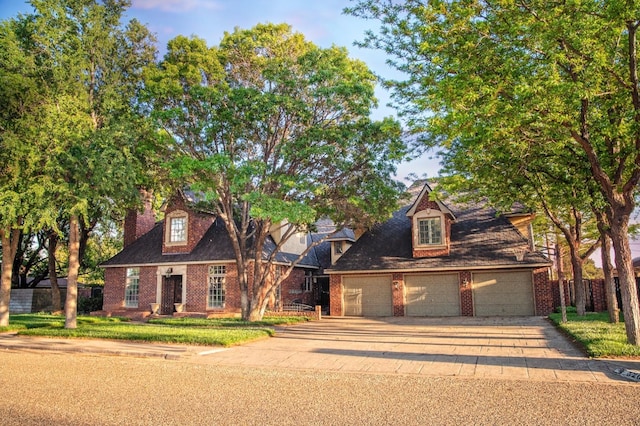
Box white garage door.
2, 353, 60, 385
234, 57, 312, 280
473, 271, 534, 316
405, 273, 460, 316
343, 275, 393, 317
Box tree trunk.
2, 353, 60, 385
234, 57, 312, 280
568, 244, 586, 316
48, 231, 62, 313
0, 227, 20, 327
599, 230, 619, 323
64, 215, 80, 329
609, 220, 640, 345
556, 243, 567, 323
248, 266, 270, 322
11, 230, 24, 288
238, 260, 251, 320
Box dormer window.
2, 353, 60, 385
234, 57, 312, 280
334, 241, 344, 255
418, 217, 442, 245
412, 210, 448, 253
165, 210, 188, 246
170, 217, 187, 242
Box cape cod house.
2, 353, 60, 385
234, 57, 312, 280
326, 183, 553, 317
101, 191, 339, 317
102, 182, 552, 318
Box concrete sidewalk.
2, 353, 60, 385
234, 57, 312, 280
0, 332, 191, 360
2, 317, 639, 384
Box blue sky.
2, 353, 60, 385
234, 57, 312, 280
0, 0, 441, 181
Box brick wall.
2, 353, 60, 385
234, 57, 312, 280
123, 189, 156, 248
138, 266, 157, 310
103, 267, 126, 311
280, 268, 314, 306
412, 246, 450, 258
104, 266, 158, 313
533, 268, 554, 315
186, 263, 241, 313
414, 197, 440, 212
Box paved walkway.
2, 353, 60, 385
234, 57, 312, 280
2, 316, 639, 383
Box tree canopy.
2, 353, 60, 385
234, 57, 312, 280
144, 23, 408, 320
348, 0, 640, 343
0, 0, 158, 328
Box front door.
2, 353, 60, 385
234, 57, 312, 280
161, 275, 183, 315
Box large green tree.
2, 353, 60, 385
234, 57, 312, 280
9, 0, 158, 328
145, 24, 407, 321
0, 16, 54, 326
349, 0, 640, 344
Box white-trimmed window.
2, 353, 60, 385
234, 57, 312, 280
303, 271, 313, 292
125, 267, 140, 308
170, 217, 187, 242
207, 265, 226, 309
418, 217, 442, 245
165, 210, 188, 246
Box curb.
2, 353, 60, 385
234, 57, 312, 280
0, 335, 186, 360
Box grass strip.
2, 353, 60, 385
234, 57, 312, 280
1, 313, 302, 347
549, 310, 640, 358
18, 323, 272, 346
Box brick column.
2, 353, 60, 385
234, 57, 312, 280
460, 271, 473, 316
533, 268, 554, 315
329, 274, 343, 316
392, 272, 405, 317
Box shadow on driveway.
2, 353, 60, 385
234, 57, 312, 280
200, 316, 640, 383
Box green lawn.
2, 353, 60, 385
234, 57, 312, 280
0, 313, 309, 347
549, 310, 640, 358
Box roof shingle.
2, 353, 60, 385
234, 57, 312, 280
328, 200, 550, 273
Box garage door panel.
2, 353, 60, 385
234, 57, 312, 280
343, 276, 392, 317
344, 287, 362, 316
473, 271, 534, 316
405, 274, 460, 317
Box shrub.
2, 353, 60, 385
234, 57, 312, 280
78, 294, 103, 314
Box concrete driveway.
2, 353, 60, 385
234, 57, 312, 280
190, 316, 640, 383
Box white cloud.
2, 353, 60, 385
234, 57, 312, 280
132, 0, 222, 13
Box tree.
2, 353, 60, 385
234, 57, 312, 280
348, 0, 640, 344
17, 0, 158, 328
145, 24, 407, 321
0, 16, 53, 326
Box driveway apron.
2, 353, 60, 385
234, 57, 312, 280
190, 316, 640, 383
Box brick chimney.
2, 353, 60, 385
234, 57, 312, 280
123, 189, 156, 247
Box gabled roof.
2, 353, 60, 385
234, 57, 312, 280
310, 233, 332, 271
327, 199, 550, 273
405, 182, 456, 219
102, 216, 319, 268
325, 228, 356, 242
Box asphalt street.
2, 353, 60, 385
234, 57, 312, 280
1, 350, 639, 425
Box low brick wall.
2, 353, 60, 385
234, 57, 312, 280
267, 305, 322, 321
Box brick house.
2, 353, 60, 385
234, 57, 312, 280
326, 182, 553, 317
101, 191, 324, 317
